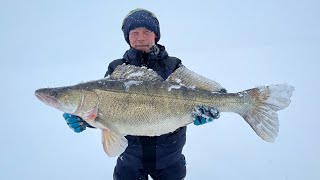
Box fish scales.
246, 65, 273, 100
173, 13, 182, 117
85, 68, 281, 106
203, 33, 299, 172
77, 79, 249, 136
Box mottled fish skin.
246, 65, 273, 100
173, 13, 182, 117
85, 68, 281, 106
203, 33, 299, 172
87, 79, 241, 136
35, 65, 294, 157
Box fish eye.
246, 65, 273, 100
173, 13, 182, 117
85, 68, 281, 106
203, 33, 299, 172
50, 90, 59, 97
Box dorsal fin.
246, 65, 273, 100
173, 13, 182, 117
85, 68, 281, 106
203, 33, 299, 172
111, 64, 227, 93
167, 66, 227, 93
110, 64, 163, 81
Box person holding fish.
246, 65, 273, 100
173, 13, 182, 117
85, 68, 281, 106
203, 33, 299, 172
63, 8, 222, 180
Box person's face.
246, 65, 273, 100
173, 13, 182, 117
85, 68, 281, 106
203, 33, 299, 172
129, 27, 156, 52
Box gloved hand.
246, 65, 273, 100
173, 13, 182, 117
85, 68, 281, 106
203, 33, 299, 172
192, 105, 220, 125
63, 113, 90, 133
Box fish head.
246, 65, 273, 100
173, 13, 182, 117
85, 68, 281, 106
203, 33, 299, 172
35, 87, 99, 116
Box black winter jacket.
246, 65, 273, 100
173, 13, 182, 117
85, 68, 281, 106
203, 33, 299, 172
105, 44, 187, 170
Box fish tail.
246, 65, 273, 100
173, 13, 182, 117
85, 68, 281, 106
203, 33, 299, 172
240, 84, 294, 142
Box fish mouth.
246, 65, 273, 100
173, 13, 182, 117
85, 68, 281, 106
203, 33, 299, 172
35, 89, 62, 110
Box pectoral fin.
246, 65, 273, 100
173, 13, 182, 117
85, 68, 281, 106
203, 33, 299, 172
83, 107, 98, 121
101, 128, 128, 157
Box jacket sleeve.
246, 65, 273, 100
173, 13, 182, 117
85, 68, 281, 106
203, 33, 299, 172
163, 56, 183, 71
104, 59, 126, 77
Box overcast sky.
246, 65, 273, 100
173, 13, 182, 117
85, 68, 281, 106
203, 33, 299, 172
1, 0, 319, 179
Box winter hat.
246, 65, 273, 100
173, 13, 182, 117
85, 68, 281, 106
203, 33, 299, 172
122, 8, 160, 45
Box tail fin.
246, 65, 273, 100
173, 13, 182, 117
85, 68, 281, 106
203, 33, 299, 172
241, 84, 294, 142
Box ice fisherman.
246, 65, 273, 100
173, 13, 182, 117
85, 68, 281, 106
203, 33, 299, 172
63, 8, 221, 180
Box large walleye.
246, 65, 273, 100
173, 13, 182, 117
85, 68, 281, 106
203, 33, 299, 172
35, 65, 294, 157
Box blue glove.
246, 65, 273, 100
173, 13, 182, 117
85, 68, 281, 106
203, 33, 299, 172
63, 113, 90, 133
192, 105, 220, 125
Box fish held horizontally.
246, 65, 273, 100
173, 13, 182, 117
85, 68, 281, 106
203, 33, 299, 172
35, 64, 294, 157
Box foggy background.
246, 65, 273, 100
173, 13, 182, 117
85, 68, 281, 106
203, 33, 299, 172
1, 0, 319, 179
